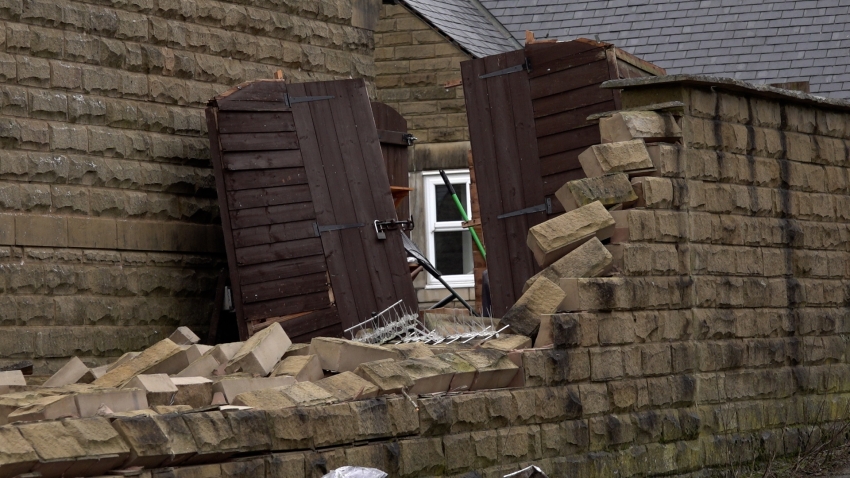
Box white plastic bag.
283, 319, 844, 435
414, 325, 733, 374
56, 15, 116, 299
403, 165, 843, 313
322, 466, 389, 478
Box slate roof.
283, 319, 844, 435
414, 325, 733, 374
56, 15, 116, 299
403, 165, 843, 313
399, 0, 522, 58
478, 0, 850, 99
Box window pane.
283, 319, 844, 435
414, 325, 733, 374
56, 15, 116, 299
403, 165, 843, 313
435, 184, 467, 222
435, 230, 473, 275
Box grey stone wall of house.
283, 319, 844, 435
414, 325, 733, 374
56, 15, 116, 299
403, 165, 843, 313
0, 0, 380, 373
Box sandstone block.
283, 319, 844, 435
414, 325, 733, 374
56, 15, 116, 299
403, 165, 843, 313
106, 352, 139, 372
16, 420, 86, 478
282, 343, 311, 359
534, 317, 554, 348
170, 377, 213, 409
397, 356, 455, 395
480, 335, 532, 352
212, 376, 296, 404
232, 382, 337, 409
181, 411, 238, 462
311, 338, 399, 372
112, 414, 186, 469
0, 370, 26, 395
523, 237, 612, 293
4, 394, 78, 425
453, 350, 519, 391
645, 143, 679, 175
354, 359, 414, 395
526, 201, 615, 267
315, 372, 379, 401
146, 344, 214, 376
501, 277, 565, 337
609, 210, 630, 244
223, 409, 272, 453
95, 339, 182, 388
225, 323, 291, 376
169, 326, 200, 345
176, 342, 242, 378
42, 357, 89, 388
385, 342, 435, 359
0, 426, 38, 477
75, 388, 148, 418
435, 353, 477, 392
62, 417, 129, 475
271, 355, 323, 383
578, 140, 655, 178
600, 111, 682, 143
123, 374, 178, 407
555, 173, 637, 212
631, 177, 674, 208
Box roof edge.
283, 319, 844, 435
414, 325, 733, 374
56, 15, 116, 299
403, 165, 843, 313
467, 0, 523, 51
602, 75, 850, 112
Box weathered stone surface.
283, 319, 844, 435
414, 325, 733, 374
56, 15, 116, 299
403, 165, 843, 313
501, 277, 565, 337
385, 342, 435, 359
106, 352, 139, 372
1, 393, 78, 425
0, 426, 38, 477
0, 370, 26, 395
123, 374, 178, 407
578, 139, 655, 177
223, 409, 272, 453
600, 111, 682, 143
169, 327, 200, 345
435, 352, 477, 392
95, 339, 182, 388
354, 359, 414, 395
397, 356, 456, 395
225, 323, 291, 376
212, 376, 296, 404
480, 335, 532, 352
315, 371, 379, 401
523, 237, 612, 293
62, 417, 129, 472
42, 357, 89, 388
171, 377, 213, 409
271, 355, 323, 383
453, 349, 519, 391
181, 411, 238, 460
232, 382, 337, 409
146, 344, 213, 376
632, 176, 674, 208
74, 388, 149, 418
555, 173, 637, 212
526, 201, 616, 267
16, 420, 86, 478
311, 337, 400, 372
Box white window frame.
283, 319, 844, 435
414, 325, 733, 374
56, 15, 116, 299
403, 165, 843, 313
422, 169, 474, 289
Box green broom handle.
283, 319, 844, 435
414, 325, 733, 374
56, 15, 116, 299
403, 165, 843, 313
439, 170, 486, 260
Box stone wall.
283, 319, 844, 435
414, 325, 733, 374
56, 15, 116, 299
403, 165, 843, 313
0, 0, 379, 373
374, 4, 469, 145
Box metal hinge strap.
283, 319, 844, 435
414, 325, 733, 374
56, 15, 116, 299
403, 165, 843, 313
479, 59, 530, 79
314, 222, 365, 237
285, 94, 335, 107
497, 197, 552, 219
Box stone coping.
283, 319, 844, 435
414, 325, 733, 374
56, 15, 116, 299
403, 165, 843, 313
601, 74, 850, 112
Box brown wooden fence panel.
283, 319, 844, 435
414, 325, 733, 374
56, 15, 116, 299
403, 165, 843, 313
462, 40, 662, 317
208, 79, 417, 341
372, 102, 411, 219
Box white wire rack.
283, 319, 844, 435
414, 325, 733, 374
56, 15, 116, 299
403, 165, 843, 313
344, 301, 507, 345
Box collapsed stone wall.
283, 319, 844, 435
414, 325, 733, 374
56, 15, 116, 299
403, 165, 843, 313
0, 0, 378, 373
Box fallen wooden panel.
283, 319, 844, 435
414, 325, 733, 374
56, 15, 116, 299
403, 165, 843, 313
461, 39, 663, 316
207, 79, 417, 341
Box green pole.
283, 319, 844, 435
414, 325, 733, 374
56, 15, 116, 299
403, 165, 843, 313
440, 170, 486, 260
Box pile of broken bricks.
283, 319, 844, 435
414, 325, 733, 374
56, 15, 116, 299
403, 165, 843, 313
502, 107, 682, 343
0, 321, 546, 476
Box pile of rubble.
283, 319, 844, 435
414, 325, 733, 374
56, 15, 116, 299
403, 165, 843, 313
501, 107, 681, 341
0, 321, 540, 476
